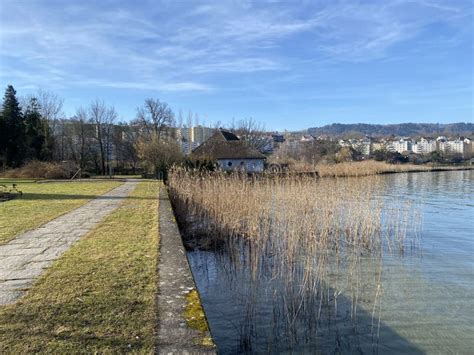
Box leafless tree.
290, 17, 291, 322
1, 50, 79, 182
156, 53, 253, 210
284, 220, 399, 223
89, 100, 117, 175
134, 98, 174, 141
37, 90, 65, 160
70, 107, 92, 169
37, 89, 64, 122
176, 109, 184, 129
186, 110, 193, 129
136, 136, 183, 178
115, 123, 140, 174
232, 117, 271, 154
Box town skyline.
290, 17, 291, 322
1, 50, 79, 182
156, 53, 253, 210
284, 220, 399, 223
1, 0, 472, 130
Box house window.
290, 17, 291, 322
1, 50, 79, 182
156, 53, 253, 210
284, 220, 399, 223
227, 161, 232, 167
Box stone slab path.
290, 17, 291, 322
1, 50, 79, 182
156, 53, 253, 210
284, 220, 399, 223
0, 181, 137, 305
156, 187, 216, 354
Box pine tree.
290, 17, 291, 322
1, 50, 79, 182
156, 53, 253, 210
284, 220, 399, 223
24, 97, 45, 161
0, 101, 5, 168
1, 85, 26, 167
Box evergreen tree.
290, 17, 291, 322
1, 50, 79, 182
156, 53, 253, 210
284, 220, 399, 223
40, 119, 54, 161
1, 85, 26, 167
0, 102, 5, 168
24, 97, 45, 160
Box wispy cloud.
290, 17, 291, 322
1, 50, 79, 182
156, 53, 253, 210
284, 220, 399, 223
1, 0, 470, 79
0, 0, 471, 125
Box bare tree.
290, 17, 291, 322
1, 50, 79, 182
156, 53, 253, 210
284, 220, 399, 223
232, 117, 271, 154
115, 123, 140, 174
37, 89, 64, 160
136, 136, 183, 178
186, 110, 193, 129
37, 89, 64, 122
71, 107, 91, 169
134, 98, 174, 141
177, 109, 184, 129
89, 100, 117, 175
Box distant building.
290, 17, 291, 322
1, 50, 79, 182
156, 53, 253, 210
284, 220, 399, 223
387, 139, 412, 154
353, 138, 371, 156
412, 138, 436, 155
439, 139, 469, 157
192, 125, 214, 144
300, 135, 315, 142
272, 134, 285, 143
191, 129, 267, 172
371, 142, 385, 152
177, 126, 216, 154
338, 138, 371, 156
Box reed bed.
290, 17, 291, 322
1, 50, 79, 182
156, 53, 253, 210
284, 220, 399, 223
290, 160, 470, 177
168, 168, 419, 348
315, 161, 431, 177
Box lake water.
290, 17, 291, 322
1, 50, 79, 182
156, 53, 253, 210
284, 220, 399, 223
185, 170, 474, 354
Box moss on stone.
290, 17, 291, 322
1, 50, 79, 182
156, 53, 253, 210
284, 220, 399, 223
184, 288, 216, 347
184, 288, 209, 333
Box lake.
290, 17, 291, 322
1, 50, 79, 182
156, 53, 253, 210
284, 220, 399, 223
184, 170, 473, 354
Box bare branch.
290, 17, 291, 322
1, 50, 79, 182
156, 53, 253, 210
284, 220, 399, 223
133, 98, 174, 141
232, 118, 271, 154
37, 89, 64, 122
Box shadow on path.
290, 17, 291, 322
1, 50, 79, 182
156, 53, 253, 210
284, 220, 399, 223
11, 193, 156, 201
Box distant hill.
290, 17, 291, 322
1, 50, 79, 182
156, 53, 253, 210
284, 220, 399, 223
307, 122, 474, 138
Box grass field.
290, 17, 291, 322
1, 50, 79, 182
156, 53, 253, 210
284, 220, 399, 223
0, 181, 160, 353
89, 175, 143, 179
0, 179, 122, 245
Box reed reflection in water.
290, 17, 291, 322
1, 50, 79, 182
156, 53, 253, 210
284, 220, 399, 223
168, 169, 421, 353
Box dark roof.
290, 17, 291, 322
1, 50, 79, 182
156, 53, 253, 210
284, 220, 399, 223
191, 129, 266, 160
220, 130, 239, 141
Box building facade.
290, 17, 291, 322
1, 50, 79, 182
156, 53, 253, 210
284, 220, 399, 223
412, 138, 436, 155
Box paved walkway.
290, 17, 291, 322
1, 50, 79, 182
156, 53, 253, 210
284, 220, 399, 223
0, 181, 137, 305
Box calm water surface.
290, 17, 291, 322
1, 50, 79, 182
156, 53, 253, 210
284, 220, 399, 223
186, 170, 473, 354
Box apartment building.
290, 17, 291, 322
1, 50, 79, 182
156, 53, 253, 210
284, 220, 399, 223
412, 138, 437, 155
387, 139, 412, 154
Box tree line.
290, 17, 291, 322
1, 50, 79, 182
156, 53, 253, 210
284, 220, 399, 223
0, 85, 54, 167
0, 85, 182, 176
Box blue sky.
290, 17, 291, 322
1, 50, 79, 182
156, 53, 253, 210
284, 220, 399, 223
0, 0, 472, 131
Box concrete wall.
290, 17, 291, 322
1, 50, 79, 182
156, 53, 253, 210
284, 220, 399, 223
157, 188, 216, 353
217, 159, 265, 172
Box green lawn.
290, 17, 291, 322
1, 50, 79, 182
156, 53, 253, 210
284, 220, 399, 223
0, 179, 122, 245
0, 181, 160, 353
89, 175, 143, 179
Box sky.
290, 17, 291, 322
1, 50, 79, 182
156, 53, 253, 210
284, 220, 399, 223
0, 0, 472, 131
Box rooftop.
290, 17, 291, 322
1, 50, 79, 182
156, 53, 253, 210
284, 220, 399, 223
191, 129, 267, 160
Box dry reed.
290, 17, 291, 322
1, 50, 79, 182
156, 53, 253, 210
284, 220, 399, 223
290, 160, 471, 177
168, 168, 420, 346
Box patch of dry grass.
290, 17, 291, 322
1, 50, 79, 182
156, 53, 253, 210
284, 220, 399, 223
286, 160, 471, 177
315, 161, 431, 177
1, 161, 78, 179
0, 181, 160, 353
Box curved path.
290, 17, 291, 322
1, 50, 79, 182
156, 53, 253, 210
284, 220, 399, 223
0, 181, 137, 305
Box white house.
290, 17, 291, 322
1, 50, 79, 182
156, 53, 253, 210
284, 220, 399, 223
412, 138, 436, 155
387, 139, 412, 154
191, 129, 267, 173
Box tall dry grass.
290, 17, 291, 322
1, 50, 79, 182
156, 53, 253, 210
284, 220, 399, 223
294, 160, 471, 177
1, 161, 78, 179
168, 168, 419, 343
315, 161, 431, 177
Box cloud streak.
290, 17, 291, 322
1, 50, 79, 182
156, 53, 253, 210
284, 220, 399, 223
0, 0, 471, 127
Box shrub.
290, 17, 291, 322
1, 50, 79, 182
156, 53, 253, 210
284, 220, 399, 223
1, 161, 79, 179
